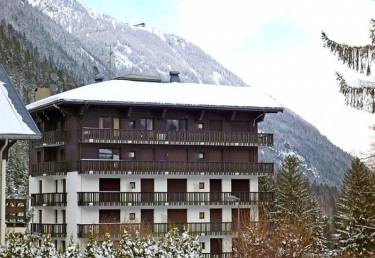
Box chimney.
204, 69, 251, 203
169, 71, 180, 83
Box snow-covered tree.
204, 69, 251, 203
83, 233, 114, 258
61, 237, 82, 258
335, 158, 375, 256
158, 228, 201, 258
273, 155, 326, 255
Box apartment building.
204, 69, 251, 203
27, 75, 283, 256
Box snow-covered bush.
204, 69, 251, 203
0, 228, 201, 258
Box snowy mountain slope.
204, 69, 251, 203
27, 0, 245, 84
2, 0, 352, 185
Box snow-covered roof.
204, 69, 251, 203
0, 65, 41, 140
27, 80, 283, 112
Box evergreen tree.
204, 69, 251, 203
322, 27, 375, 113
335, 158, 375, 256
273, 155, 326, 255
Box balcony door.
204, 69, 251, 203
232, 208, 251, 230
99, 209, 120, 237
141, 209, 154, 233
210, 179, 222, 202
167, 179, 186, 202
168, 209, 187, 231
231, 179, 249, 201
99, 179, 120, 204
141, 179, 154, 203
210, 238, 223, 255
210, 209, 222, 233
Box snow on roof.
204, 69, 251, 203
0, 65, 41, 140
27, 80, 283, 112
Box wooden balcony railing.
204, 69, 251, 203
81, 128, 273, 147
30, 223, 67, 237
77, 222, 233, 238
79, 160, 274, 176
30, 162, 70, 176
77, 192, 273, 206
202, 253, 233, 258
6, 199, 27, 227
31, 193, 67, 206
32, 130, 66, 147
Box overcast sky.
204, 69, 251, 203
79, 0, 375, 155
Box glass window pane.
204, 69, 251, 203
179, 120, 186, 131
146, 119, 153, 131
167, 119, 179, 131
98, 148, 112, 159
99, 117, 113, 129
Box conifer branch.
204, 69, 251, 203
336, 72, 375, 113
322, 32, 375, 75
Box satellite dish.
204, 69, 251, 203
49, 83, 59, 94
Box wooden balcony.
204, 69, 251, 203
31, 193, 67, 206
79, 160, 274, 176
81, 128, 273, 147
30, 162, 70, 176
77, 222, 233, 238
77, 192, 273, 206
30, 223, 67, 238
32, 130, 66, 148
6, 199, 27, 227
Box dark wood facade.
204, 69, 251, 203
29, 105, 273, 174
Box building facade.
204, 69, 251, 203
27, 78, 282, 256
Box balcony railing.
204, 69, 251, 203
30, 162, 70, 176
32, 130, 66, 147
31, 193, 67, 206
77, 222, 233, 238
77, 192, 273, 206
202, 253, 233, 258
30, 223, 67, 238
81, 128, 273, 147
79, 160, 274, 176
6, 199, 27, 227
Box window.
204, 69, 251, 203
166, 119, 186, 131
201, 242, 205, 249
140, 118, 153, 131
99, 117, 120, 129
129, 182, 136, 189
129, 213, 136, 220
199, 212, 205, 219
55, 180, 58, 193
98, 148, 120, 160
54, 210, 58, 224
197, 123, 204, 130
128, 120, 136, 129
199, 182, 205, 190
128, 151, 136, 159
198, 152, 205, 160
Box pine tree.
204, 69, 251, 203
273, 155, 326, 255
335, 158, 375, 256
322, 26, 375, 113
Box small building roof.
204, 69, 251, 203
0, 65, 41, 140
27, 79, 283, 113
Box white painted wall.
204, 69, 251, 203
66, 172, 81, 241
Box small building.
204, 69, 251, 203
27, 75, 282, 255
0, 64, 41, 243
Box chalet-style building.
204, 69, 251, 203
0, 64, 41, 244
27, 75, 283, 256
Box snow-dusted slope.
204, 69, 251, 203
27, 0, 245, 85
1, 0, 351, 185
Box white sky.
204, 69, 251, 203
175, 0, 375, 155
79, 0, 375, 155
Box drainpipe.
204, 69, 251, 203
0, 139, 9, 245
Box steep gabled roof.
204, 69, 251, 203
0, 64, 41, 140
27, 80, 283, 113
